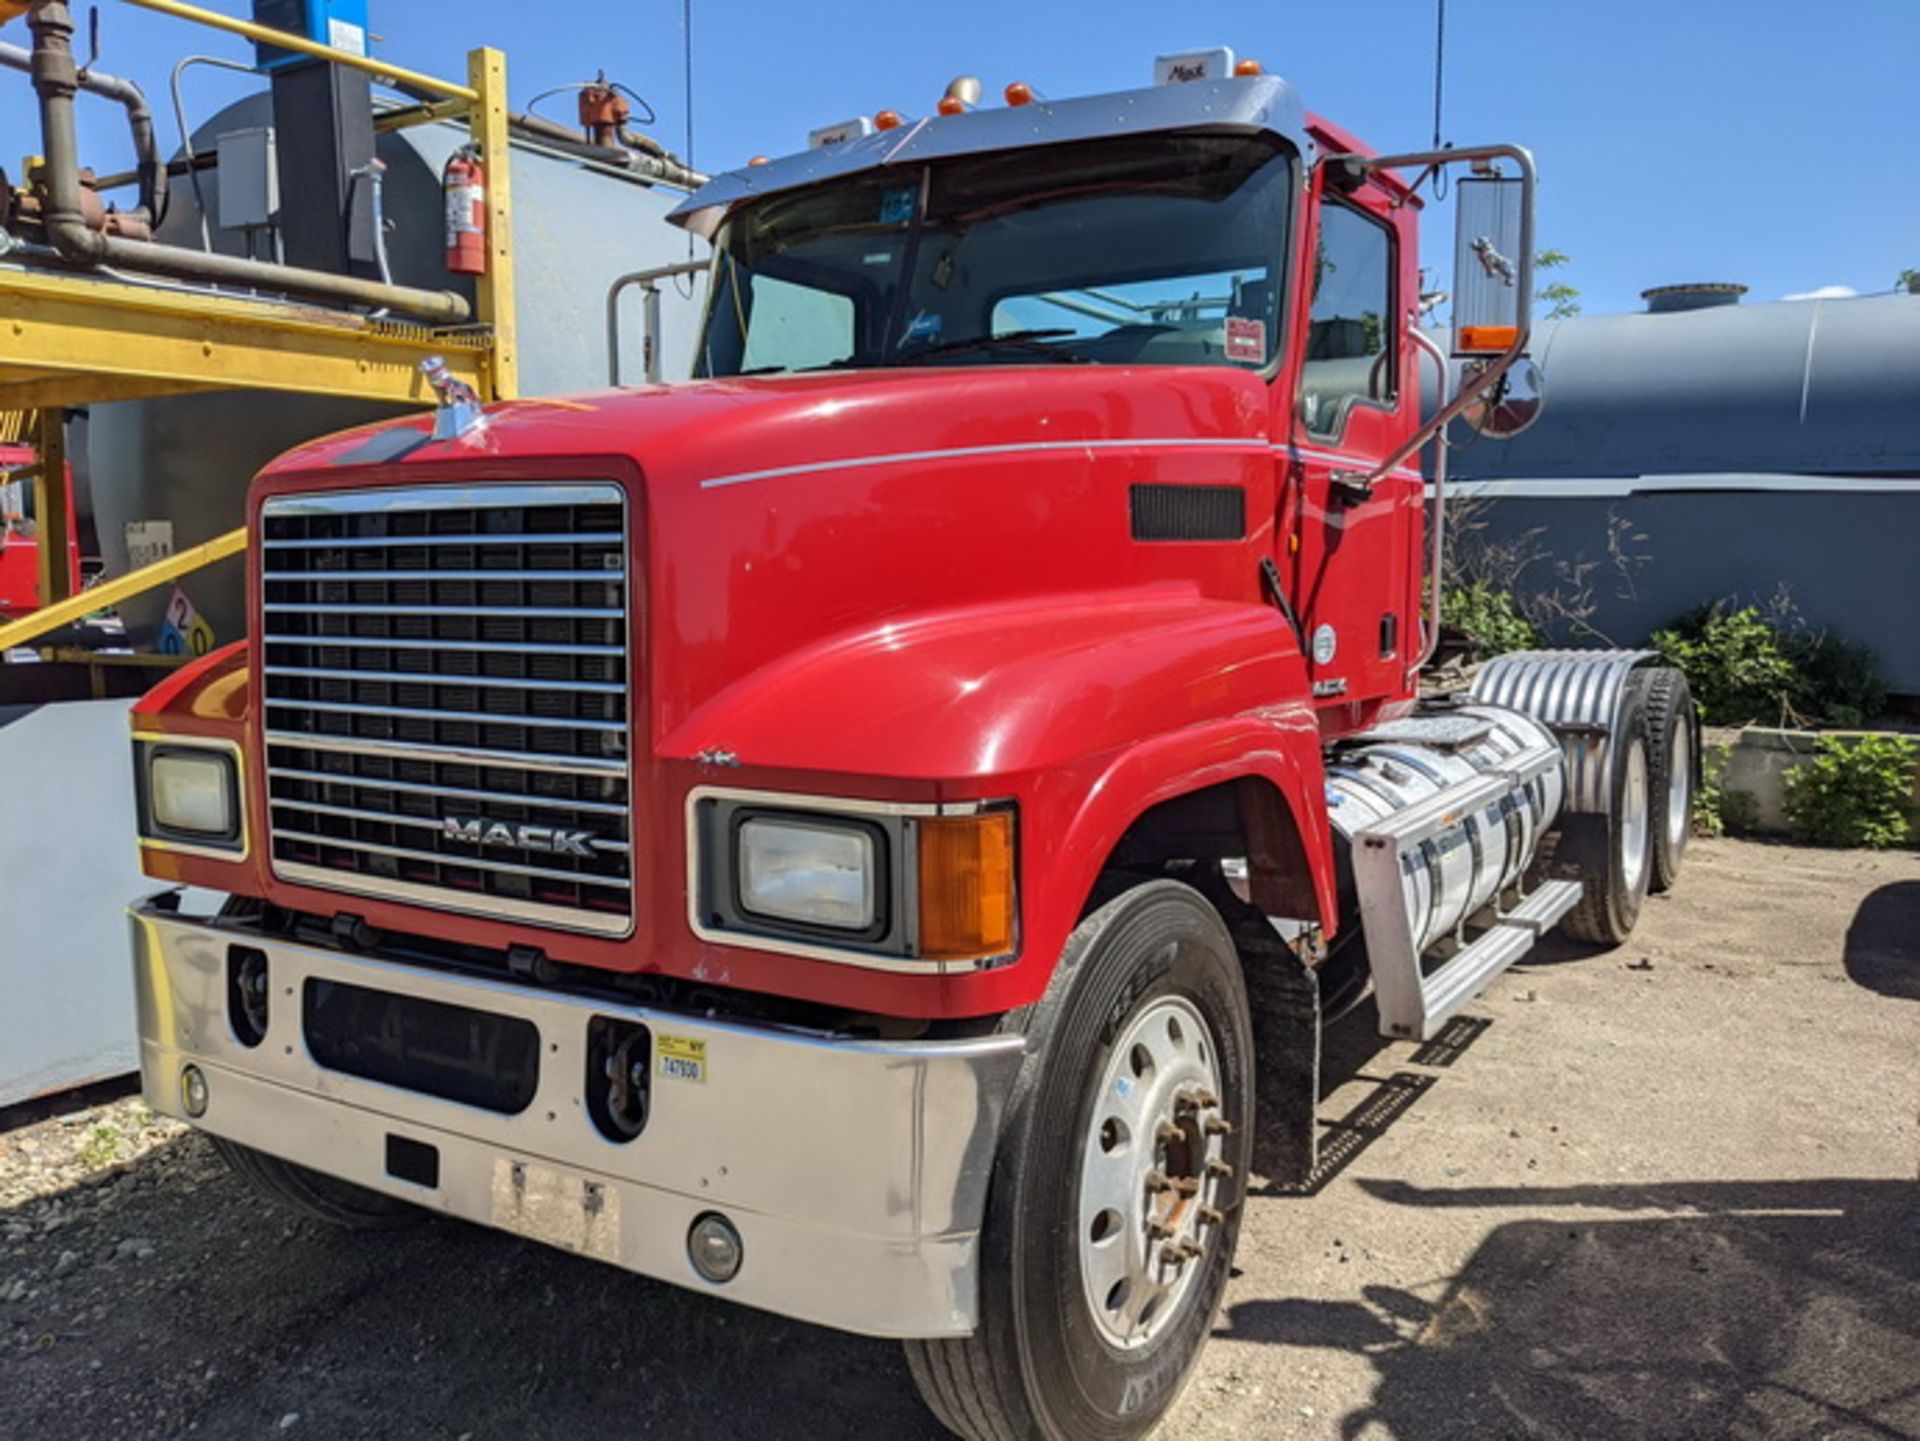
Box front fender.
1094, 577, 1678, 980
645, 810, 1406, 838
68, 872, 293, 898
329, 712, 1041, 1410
663, 587, 1307, 781
663, 589, 1334, 1005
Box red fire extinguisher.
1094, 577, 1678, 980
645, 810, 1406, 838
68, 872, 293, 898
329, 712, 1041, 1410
443, 146, 487, 276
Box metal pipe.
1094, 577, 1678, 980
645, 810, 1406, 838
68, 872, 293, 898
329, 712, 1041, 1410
606, 260, 707, 384
169, 52, 256, 252
1409, 325, 1450, 670
23, 2, 470, 323
0, 36, 166, 226
123, 0, 479, 104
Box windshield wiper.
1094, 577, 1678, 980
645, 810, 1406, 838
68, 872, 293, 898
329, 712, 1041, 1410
900, 328, 1087, 364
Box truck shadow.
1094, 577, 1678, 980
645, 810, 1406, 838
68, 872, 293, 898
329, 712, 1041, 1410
1845, 879, 1920, 1000
1253, 1002, 1493, 1199
1221, 1177, 1920, 1441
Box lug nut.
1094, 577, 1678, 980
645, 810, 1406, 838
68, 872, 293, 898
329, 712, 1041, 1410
1147, 1220, 1174, 1241
1204, 1117, 1236, 1137
1197, 1205, 1226, 1227
1206, 1158, 1234, 1179
1172, 1176, 1200, 1198
1144, 1170, 1173, 1195
1156, 1122, 1184, 1146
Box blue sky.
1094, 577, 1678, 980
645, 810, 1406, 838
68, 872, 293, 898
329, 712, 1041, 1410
4, 0, 1915, 314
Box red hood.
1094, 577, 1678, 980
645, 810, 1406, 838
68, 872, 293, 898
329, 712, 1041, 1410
261, 365, 1276, 744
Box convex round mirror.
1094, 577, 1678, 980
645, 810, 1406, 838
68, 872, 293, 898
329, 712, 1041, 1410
1460, 356, 1545, 439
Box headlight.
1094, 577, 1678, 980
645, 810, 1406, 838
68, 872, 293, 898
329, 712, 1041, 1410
692, 790, 1017, 969
737, 817, 876, 930
136, 741, 243, 852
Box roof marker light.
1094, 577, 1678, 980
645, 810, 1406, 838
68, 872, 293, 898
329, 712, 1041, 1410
1004, 81, 1034, 106
1234, 58, 1263, 77
874, 109, 904, 131
747, 155, 770, 166
937, 95, 965, 116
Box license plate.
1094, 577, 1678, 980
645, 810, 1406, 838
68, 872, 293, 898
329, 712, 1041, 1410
489, 1158, 621, 1262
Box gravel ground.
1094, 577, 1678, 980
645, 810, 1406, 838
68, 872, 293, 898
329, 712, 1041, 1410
2, 836, 1915, 1441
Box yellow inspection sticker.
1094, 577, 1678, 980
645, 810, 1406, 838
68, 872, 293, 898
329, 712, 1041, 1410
656, 1034, 707, 1084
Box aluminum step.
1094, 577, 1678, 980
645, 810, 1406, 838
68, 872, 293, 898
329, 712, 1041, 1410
1401, 879, 1584, 1040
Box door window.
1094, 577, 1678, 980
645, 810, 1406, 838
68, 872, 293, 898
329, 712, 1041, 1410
1301, 202, 1396, 437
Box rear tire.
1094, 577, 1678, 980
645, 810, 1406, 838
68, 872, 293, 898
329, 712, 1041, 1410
211, 1137, 420, 1230
1556, 681, 1654, 945
1640, 667, 1695, 892
904, 879, 1254, 1441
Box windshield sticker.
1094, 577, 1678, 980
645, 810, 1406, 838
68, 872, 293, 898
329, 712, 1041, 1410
904, 310, 944, 343
879, 187, 916, 225
1225, 317, 1267, 364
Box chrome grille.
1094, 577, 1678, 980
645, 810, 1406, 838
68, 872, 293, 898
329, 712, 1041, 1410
259, 483, 635, 936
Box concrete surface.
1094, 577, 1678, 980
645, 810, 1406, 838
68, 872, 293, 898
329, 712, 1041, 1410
1, 836, 1916, 1440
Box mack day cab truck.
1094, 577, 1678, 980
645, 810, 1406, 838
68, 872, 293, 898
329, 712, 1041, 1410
125, 48, 1698, 1441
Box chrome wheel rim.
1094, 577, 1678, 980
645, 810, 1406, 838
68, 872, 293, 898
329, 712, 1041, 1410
1077, 994, 1231, 1349
1666, 722, 1691, 854
1620, 739, 1650, 895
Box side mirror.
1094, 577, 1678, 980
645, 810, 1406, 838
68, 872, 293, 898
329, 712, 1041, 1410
1459, 356, 1545, 439
1451, 172, 1531, 358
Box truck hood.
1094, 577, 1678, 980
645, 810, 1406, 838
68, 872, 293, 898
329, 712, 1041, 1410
262, 365, 1277, 742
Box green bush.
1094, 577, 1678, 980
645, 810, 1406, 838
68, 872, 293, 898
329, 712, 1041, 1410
1442, 582, 1540, 659
1652, 605, 1798, 725
1785, 631, 1887, 728
1781, 735, 1918, 849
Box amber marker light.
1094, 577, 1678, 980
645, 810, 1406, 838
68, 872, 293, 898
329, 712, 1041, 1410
747, 155, 770, 166
937, 95, 965, 116
1004, 81, 1034, 106
917, 811, 1016, 962
874, 109, 905, 131
1234, 58, 1264, 76
1458, 324, 1519, 353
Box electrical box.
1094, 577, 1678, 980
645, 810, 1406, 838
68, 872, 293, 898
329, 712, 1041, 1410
215, 127, 279, 231
251, 0, 370, 71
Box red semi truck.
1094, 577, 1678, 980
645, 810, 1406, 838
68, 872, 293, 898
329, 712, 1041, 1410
126, 52, 1695, 1440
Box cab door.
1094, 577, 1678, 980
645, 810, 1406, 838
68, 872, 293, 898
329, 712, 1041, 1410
1278, 156, 1422, 730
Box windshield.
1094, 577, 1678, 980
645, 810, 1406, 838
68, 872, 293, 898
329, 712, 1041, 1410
695, 133, 1295, 377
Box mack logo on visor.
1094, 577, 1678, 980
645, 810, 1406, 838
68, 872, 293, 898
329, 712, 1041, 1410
443, 817, 598, 857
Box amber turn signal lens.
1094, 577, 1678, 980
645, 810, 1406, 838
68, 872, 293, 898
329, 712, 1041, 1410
917, 812, 1015, 962
874, 108, 904, 131
1004, 81, 1033, 106
1233, 58, 1264, 77
937, 95, 965, 116
1457, 324, 1519, 353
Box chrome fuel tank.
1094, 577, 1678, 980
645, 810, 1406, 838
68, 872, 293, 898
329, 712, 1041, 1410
1325, 706, 1565, 955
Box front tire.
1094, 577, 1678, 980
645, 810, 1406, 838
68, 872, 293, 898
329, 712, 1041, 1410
905, 880, 1254, 1441
211, 1137, 420, 1230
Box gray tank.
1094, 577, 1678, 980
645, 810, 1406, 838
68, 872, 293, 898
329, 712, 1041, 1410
1442, 291, 1920, 692
88, 93, 707, 645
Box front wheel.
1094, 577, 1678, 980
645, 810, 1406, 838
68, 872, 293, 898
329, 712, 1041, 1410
905, 880, 1254, 1441
211, 1137, 420, 1230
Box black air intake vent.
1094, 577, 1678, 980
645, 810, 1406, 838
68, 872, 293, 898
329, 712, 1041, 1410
1130, 484, 1246, 542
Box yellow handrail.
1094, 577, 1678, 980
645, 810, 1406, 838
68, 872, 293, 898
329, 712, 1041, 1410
0, 526, 244, 652
123, 0, 479, 104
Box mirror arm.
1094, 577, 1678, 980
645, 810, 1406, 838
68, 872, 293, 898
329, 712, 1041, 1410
1409, 326, 1450, 671
1320, 143, 1536, 488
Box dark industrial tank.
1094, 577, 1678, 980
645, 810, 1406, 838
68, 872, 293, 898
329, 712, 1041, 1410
1441, 288, 1920, 692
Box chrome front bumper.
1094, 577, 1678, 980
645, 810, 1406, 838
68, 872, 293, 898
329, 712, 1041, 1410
130, 898, 1025, 1339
